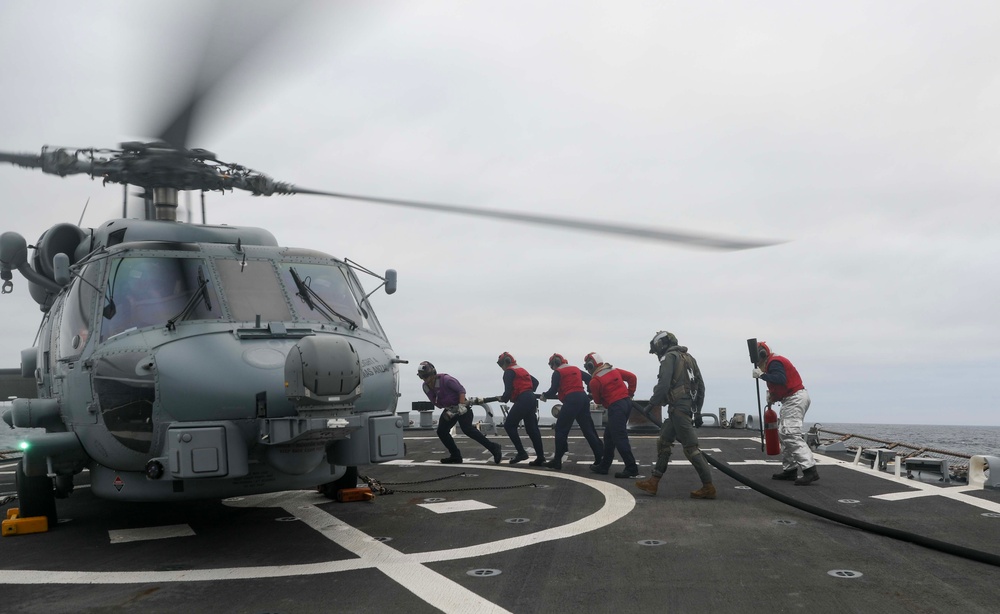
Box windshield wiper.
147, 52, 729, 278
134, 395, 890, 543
166, 265, 212, 331
288, 267, 358, 330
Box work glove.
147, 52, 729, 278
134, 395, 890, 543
539, 393, 547, 402
443, 405, 464, 419
467, 396, 482, 405
752, 367, 763, 378
693, 412, 703, 428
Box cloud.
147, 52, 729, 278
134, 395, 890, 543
1, 1, 999, 427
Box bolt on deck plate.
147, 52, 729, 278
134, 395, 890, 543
467, 568, 502, 577
828, 570, 863, 578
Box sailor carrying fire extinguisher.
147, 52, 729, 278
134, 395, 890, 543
753, 342, 819, 485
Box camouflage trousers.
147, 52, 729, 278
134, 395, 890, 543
653, 406, 713, 485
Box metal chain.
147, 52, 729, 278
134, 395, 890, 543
371, 471, 468, 486
389, 483, 538, 494
359, 472, 537, 496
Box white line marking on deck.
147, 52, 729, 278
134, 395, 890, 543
0, 462, 636, 614
109, 524, 196, 544
418, 500, 496, 514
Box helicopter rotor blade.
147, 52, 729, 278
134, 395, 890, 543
153, 1, 309, 149
0, 152, 44, 169
289, 187, 782, 250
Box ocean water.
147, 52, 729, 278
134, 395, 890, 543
809, 422, 1000, 458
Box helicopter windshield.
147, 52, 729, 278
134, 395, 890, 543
276, 262, 380, 334
100, 256, 221, 341
215, 258, 293, 323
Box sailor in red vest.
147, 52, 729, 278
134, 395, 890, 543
496, 352, 546, 466
753, 342, 818, 485
586, 353, 640, 478
634, 331, 715, 499
539, 353, 604, 470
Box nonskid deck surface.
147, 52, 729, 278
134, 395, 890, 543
1, 427, 999, 614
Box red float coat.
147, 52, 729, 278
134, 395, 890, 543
551, 365, 586, 401
589, 367, 637, 407
506, 366, 535, 401
764, 355, 804, 401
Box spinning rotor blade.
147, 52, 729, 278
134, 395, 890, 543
290, 187, 782, 250
0, 152, 45, 169
153, 1, 308, 148
0, 146, 782, 250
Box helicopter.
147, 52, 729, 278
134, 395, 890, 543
0, 6, 782, 528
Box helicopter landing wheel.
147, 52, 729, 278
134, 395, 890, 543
54, 474, 75, 499
318, 466, 359, 500
15, 460, 58, 526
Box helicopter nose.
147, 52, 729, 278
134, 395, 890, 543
285, 335, 362, 410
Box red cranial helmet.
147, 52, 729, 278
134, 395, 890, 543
583, 352, 603, 374
497, 352, 516, 369
757, 341, 771, 364
548, 353, 567, 369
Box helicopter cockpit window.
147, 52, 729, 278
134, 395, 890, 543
58, 262, 102, 360
215, 258, 293, 323
100, 256, 221, 341
277, 262, 381, 335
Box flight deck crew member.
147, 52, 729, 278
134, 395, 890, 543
635, 331, 715, 499
586, 353, 640, 478
540, 353, 604, 470
497, 352, 546, 466
753, 341, 818, 485
419, 361, 502, 465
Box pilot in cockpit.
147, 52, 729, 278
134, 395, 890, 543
103, 257, 187, 338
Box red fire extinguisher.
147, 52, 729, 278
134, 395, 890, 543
763, 405, 781, 456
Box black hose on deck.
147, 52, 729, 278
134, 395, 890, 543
703, 453, 1000, 568
629, 400, 1000, 568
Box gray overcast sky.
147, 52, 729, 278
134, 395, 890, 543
1, 1, 998, 426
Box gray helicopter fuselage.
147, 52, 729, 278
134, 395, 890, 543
4, 218, 404, 502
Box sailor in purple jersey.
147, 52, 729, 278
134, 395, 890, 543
418, 361, 502, 465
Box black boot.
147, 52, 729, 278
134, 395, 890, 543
545, 458, 562, 470
614, 467, 639, 479
509, 452, 529, 464
528, 457, 546, 466
772, 468, 798, 480
795, 466, 819, 485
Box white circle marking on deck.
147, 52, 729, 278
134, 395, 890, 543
0, 463, 635, 590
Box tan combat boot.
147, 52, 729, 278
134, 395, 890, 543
690, 483, 716, 499
635, 476, 661, 496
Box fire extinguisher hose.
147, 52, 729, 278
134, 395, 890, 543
630, 400, 1000, 568
703, 453, 1000, 568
